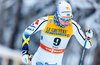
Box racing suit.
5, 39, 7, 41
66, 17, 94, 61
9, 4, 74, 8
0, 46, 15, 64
22, 15, 92, 65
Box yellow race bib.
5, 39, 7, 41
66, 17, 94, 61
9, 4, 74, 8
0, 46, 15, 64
43, 16, 73, 38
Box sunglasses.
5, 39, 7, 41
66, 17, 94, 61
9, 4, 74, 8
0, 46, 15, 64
60, 18, 72, 21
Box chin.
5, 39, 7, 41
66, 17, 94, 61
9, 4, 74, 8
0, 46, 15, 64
62, 24, 67, 26
63, 24, 70, 26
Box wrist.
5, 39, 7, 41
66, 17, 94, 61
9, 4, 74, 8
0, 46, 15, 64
22, 50, 28, 55
85, 35, 92, 46
85, 35, 91, 40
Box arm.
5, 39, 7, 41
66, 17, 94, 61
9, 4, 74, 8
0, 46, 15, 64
21, 17, 48, 64
22, 17, 47, 54
22, 17, 48, 52
72, 21, 92, 49
22, 17, 48, 51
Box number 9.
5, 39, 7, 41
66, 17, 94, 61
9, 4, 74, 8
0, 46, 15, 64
53, 38, 61, 46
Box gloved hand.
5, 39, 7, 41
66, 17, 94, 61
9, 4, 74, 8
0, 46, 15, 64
85, 28, 93, 45
22, 54, 29, 64
85, 28, 93, 39
22, 50, 32, 64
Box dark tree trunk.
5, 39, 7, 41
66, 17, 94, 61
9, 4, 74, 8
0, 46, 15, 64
9, 0, 22, 49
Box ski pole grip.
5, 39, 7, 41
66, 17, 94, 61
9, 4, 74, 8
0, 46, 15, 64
85, 28, 89, 32
85, 28, 91, 40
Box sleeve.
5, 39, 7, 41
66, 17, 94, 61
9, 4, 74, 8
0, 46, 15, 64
22, 17, 48, 51
72, 21, 92, 49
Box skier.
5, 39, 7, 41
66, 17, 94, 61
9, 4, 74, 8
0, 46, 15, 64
22, 1, 93, 65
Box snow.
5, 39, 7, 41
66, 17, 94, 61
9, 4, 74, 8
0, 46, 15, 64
0, 45, 21, 59
4, 0, 16, 9
21, 0, 37, 16
33, 0, 52, 10
70, 0, 92, 9
23, 0, 37, 7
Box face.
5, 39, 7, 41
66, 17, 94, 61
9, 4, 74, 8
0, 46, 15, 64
58, 16, 71, 26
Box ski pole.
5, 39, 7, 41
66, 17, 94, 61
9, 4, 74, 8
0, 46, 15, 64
80, 40, 87, 65
80, 28, 90, 65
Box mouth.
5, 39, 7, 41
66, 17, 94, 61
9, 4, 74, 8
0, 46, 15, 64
63, 21, 70, 26
61, 21, 71, 26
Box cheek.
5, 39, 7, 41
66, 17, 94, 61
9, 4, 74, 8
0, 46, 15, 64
59, 18, 65, 24
59, 20, 63, 23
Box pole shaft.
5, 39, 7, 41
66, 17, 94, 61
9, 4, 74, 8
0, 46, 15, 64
80, 40, 87, 65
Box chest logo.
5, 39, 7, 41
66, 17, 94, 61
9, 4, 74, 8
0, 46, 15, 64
46, 27, 67, 36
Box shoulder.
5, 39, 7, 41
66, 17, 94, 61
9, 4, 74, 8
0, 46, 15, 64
37, 16, 48, 24
32, 16, 48, 26
72, 19, 82, 33
72, 20, 81, 28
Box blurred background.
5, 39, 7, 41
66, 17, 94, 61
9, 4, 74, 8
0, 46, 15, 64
0, 0, 100, 65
